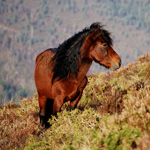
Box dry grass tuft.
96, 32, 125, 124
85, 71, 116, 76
0, 94, 40, 149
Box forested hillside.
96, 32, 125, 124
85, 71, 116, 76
0, 0, 150, 104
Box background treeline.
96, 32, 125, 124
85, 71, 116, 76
0, 0, 150, 104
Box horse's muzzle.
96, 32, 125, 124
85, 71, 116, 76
112, 60, 121, 70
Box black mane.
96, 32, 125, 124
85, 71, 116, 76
52, 22, 112, 82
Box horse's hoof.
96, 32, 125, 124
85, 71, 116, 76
37, 130, 44, 137
40, 116, 45, 127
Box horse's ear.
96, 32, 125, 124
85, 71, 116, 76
90, 28, 100, 41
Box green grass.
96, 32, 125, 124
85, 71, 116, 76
24, 109, 141, 150
0, 54, 150, 150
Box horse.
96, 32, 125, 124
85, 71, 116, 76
34, 22, 121, 128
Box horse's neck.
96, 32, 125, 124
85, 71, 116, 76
77, 59, 92, 81
76, 37, 92, 81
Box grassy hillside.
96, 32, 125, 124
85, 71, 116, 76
0, 54, 150, 150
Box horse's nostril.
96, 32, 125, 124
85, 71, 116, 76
118, 60, 121, 68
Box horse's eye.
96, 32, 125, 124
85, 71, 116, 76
103, 43, 107, 46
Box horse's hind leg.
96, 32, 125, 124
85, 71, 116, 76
70, 77, 88, 110
38, 94, 47, 127
38, 94, 53, 128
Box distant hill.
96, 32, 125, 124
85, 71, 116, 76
0, 54, 150, 149
0, 0, 150, 104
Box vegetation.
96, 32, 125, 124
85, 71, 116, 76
0, 54, 150, 150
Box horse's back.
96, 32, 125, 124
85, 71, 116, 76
35, 48, 56, 65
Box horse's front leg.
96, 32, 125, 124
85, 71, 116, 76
52, 82, 72, 115
53, 98, 64, 115
70, 76, 88, 110
52, 81, 79, 115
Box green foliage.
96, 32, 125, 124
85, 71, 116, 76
104, 126, 141, 150
24, 108, 142, 150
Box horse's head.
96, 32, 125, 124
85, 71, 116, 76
86, 28, 121, 71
